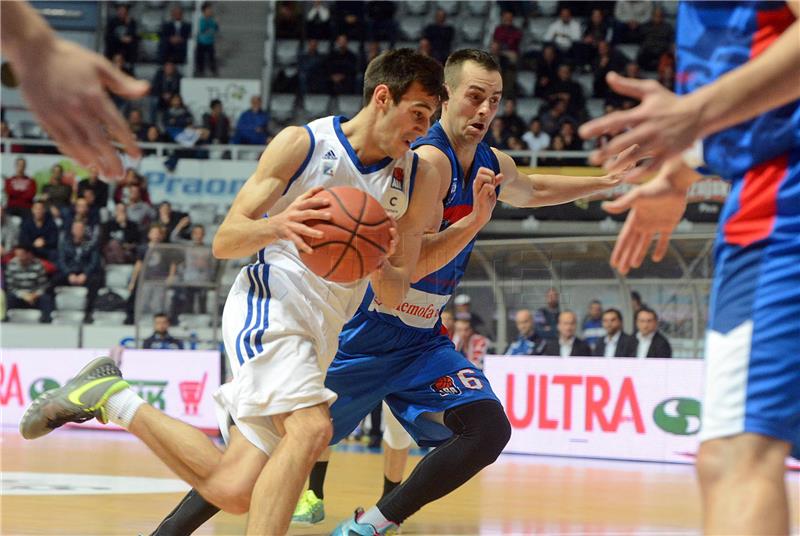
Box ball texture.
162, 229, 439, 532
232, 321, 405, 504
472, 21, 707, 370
299, 186, 392, 283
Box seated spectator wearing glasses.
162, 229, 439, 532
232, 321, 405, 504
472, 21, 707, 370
593, 308, 638, 358
635, 307, 672, 358
505, 308, 545, 355
540, 310, 592, 357
143, 312, 184, 349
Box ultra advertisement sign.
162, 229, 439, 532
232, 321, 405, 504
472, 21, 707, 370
1, 349, 222, 433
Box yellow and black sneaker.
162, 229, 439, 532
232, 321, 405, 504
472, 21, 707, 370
19, 357, 129, 440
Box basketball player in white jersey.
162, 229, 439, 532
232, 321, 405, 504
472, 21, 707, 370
18, 49, 445, 535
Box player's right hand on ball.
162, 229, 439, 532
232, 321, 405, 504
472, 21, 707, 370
269, 186, 332, 254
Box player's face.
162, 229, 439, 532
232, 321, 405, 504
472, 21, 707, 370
379, 82, 439, 158
444, 62, 502, 143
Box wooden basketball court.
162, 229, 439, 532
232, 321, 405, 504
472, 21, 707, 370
2, 428, 798, 535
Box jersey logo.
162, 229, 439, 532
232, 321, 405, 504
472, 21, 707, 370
430, 375, 461, 397
322, 149, 338, 160
391, 167, 404, 190
322, 162, 334, 176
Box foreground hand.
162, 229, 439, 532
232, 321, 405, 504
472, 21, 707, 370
580, 73, 702, 182
11, 38, 149, 178
268, 186, 332, 254
603, 158, 692, 275
471, 167, 505, 227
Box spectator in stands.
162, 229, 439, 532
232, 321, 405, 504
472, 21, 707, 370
298, 39, 326, 97
196, 2, 219, 76
172, 224, 213, 317
102, 202, 142, 264
559, 121, 583, 151
534, 44, 560, 98
143, 312, 184, 349
126, 224, 179, 323
492, 10, 523, 63
275, 1, 302, 39
454, 294, 486, 336
105, 3, 138, 64
233, 95, 269, 145
111, 51, 135, 77
423, 8, 454, 65
361, 40, 383, 71
77, 169, 110, 209
507, 137, 530, 166
19, 201, 59, 261
4, 244, 54, 323
487, 40, 517, 99
506, 308, 545, 355
540, 310, 591, 357
304, 1, 331, 41
522, 118, 551, 153
635, 307, 672, 358
56, 220, 103, 322
202, 99, 231, 144
126, 184, 155, 231
41, 164, 72, 213
535, 287, 560, 340
440, 309, 454, 339
581, 299, 605, 351
326, 34, 357, 95
164, 94, 194, 139
4, 157, 36, 218
366, 1, 398, 46
539, 135, 567, 166
593, 308, 638, 358
160, 5, 192, 64
114, 169, 152, 205
499, 99, 526, 139
151, 61, 182, 120
80, 189, 102, 222
614, 0, 652, 44
576, 8, 613, 67
156, 201, 191, 243
605, 61, 643, 108
334, 1, 365, 41
538, 99, 575, 137
127, 109, 149, 141
659, 63, 675, 90
453, 316, 491, 369
543, 7, 582, 56
485, 117, 508, 148
548, 64, 586, 119
143, 125, 168, 153
62, 197, 100, 245
637, 7, 674, 71
593, 40, 628, 99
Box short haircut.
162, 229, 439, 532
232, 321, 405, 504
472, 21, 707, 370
362, 48, 445, 106
153, 312, 169, 320
210, 98, 222, 108
444, 48, 500, 89
603, 308, 623, 323
192, 223, 205, 232
636, 307, 658, 321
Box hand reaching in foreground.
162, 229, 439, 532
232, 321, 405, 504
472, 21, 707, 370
603, 158, 701, 275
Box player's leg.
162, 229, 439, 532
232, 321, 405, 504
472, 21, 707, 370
695, 234, 800, 534
697, 433, 791, 534
246, 402, 332, 534
382, 402, 411, 497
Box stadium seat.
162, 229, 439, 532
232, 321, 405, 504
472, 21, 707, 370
435, 1, 460, 15
270, 93, 297, 123
404, 2, 429, 16
527, 17, 555, 46
6, 309, 42, 324
516, 71, 537, 98
276, 40, 301, 66
303, 94, 332, 117
517, 97, 544, 122
178, 313, 212, 328
575, 73, 594, 100
55, 287, 88, 312
399, 17, 425, 40
105, 264, 135, 289
461, 18, 485, 43
336, 95, 362, 119
52, 310, 86, 325
616, 43, 641, 62
587, 98, 605, 119
92, 311, 130, 326
465, 1, 489, 16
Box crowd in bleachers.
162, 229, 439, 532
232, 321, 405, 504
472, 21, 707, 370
1, 157, 217, 326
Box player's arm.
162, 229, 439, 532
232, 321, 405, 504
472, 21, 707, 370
494, 148, 629, 208
370, 157, 440, 309
410, 146, 498, 282
212, 127, 331, 259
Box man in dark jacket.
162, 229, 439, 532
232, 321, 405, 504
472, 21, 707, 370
540, 310, 592, 357
55, 221, 104, 321
159, 5, 191, 63
19, 201, 59, 261
505, 308, 546, 355
143, 312, 184, 349
635, 307, 672, 358
593, 308, 638, 357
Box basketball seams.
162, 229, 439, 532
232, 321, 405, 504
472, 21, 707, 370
327, 188, 364, 225
323, 192, 368, 279
311, 221, 388, 254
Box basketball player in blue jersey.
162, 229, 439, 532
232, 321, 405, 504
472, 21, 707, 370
145, 48, 637, 536
18, 49, 445, 536
580, 2, 800, 534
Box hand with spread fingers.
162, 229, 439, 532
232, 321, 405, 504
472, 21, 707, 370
1, 1, 149, 179
602, 158, 702, 275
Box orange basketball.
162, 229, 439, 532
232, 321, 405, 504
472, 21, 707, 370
299, 186, 393, 283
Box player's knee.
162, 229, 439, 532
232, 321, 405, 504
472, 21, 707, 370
206, 476, 253, 515
445, 400, 511, 466
475, 402, 511, 465
287, 412, 333, 454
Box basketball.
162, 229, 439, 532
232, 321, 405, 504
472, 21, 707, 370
299, 186, 393, 283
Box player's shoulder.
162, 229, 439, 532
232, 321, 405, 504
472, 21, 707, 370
414, 144, 452, 197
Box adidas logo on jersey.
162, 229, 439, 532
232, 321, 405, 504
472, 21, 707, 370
322, 149, 338, 160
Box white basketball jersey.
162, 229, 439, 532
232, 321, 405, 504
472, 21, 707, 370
254, 115, 418, 320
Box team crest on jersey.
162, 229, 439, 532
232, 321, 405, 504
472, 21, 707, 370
322, 162, 334, 176
391, 167, 404, 190
430, 375, 461, 397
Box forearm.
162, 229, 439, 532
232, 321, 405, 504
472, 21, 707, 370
0, 1, 57, 63
412, 215, 482, 282
370, 263, 412, 309
689, 20, 800, 138
211, 215, 277, 259
527, 173, 616, 207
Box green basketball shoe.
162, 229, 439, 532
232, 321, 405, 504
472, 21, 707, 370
291, 489, 325, 524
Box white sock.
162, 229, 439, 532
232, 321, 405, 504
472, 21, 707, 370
105, 388, 146, 429
358, 506, 394, 530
